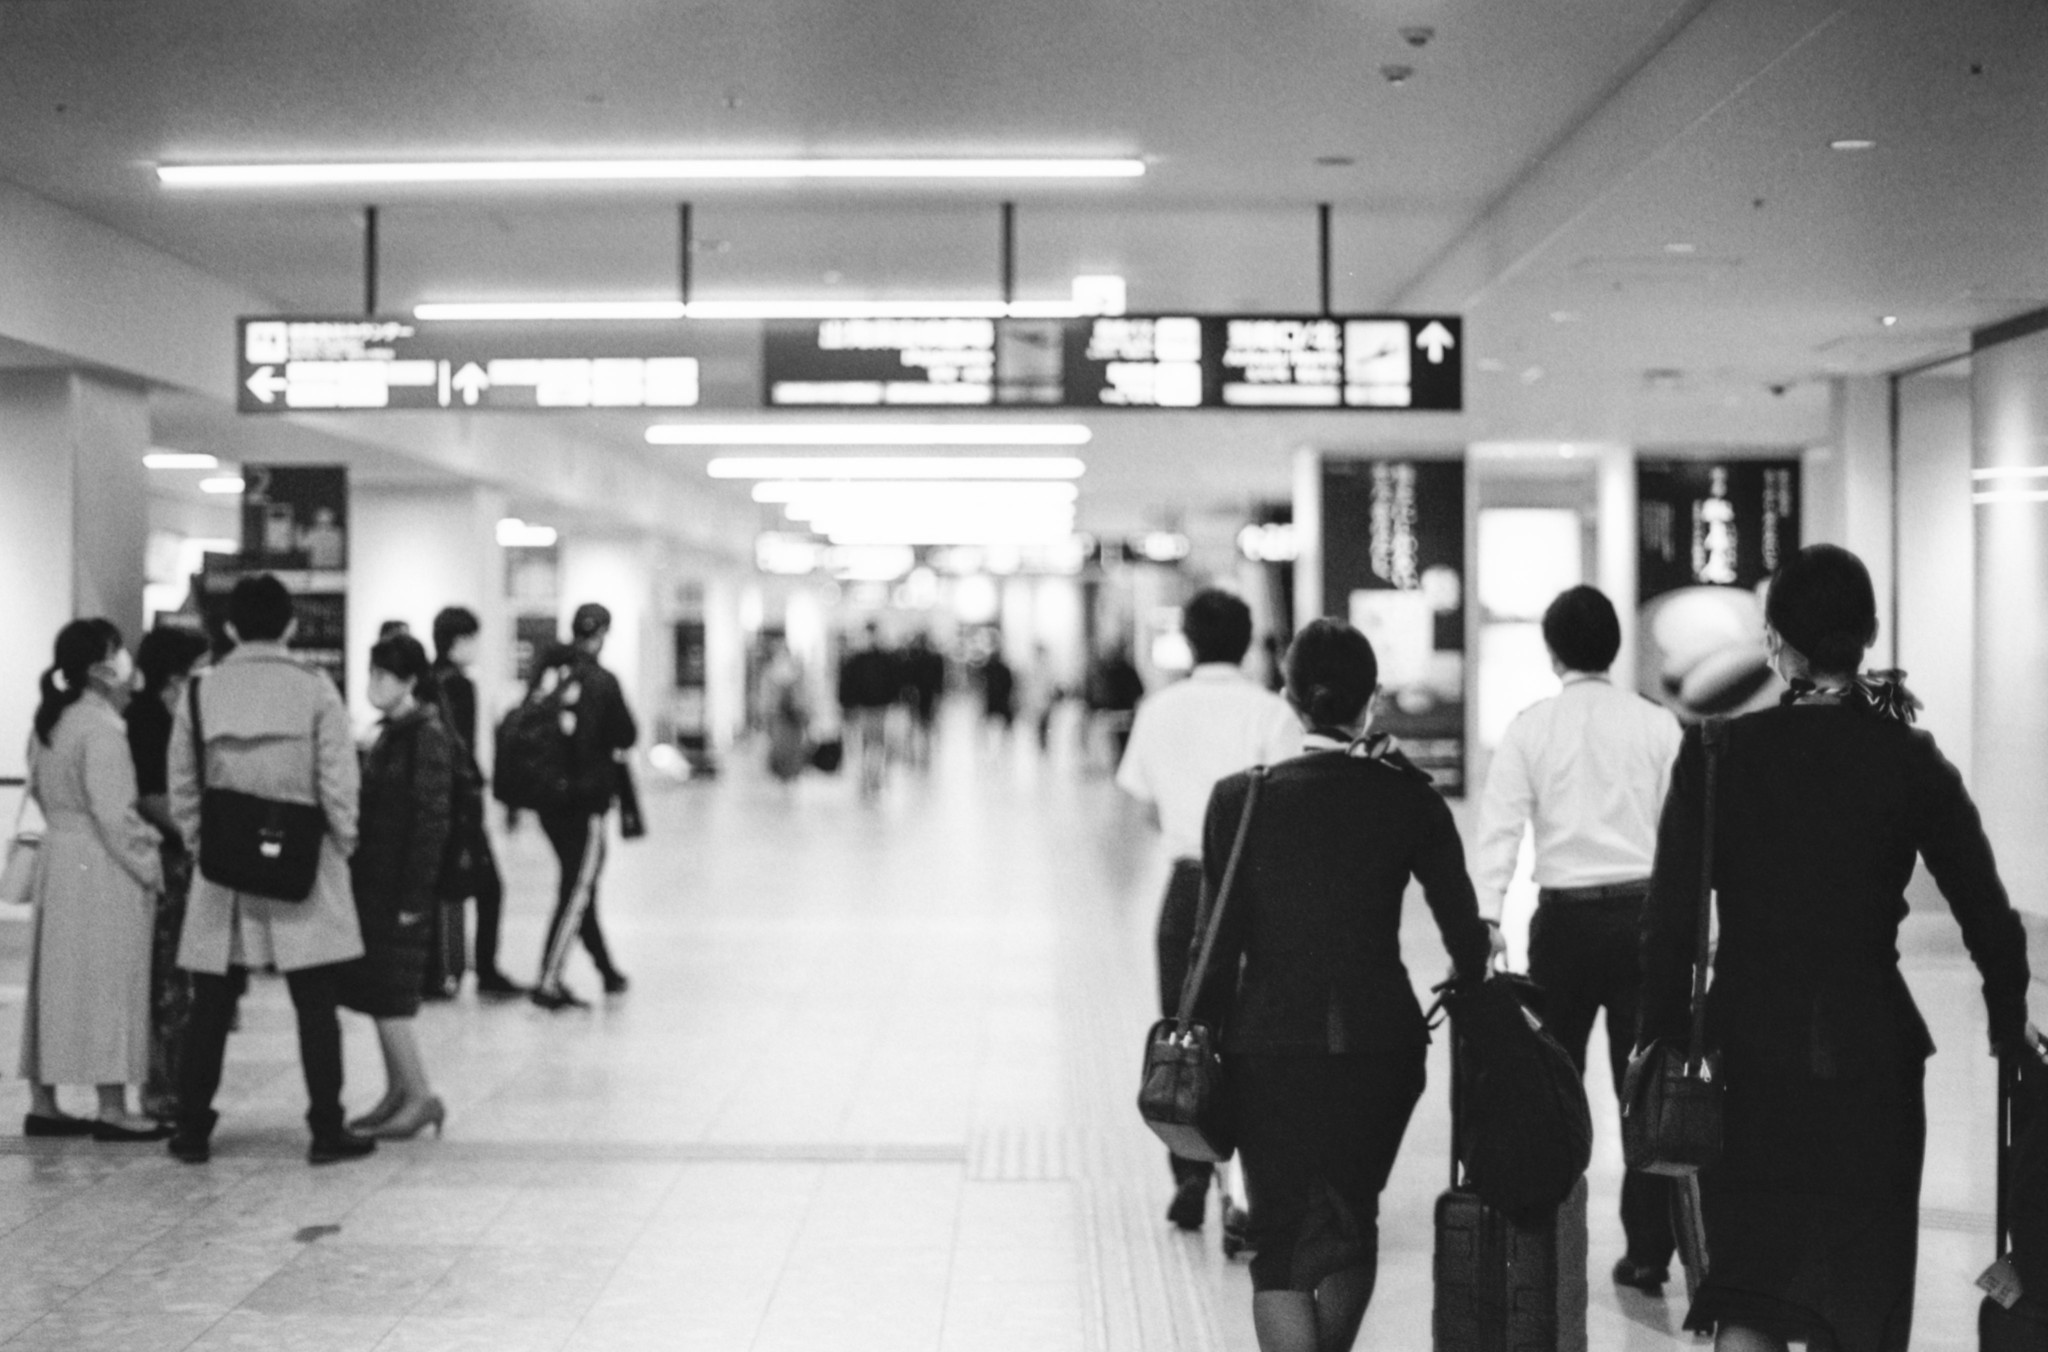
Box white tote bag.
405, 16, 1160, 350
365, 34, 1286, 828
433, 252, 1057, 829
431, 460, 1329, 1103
0, 778, 45, 906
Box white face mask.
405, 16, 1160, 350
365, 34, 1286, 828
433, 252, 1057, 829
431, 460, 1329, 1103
98, 648, 135, 689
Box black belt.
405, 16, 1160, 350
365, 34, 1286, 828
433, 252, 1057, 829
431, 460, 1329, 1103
1537, 879, 1651, 904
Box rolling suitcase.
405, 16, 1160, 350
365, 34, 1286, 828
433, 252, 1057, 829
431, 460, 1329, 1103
1982, 1052, 2048, 1350
1434, 1030, 1589, 1352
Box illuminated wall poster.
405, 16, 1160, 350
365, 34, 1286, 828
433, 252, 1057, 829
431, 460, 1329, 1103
1320, 457, 1467, 794
1635, 459, 1801, 719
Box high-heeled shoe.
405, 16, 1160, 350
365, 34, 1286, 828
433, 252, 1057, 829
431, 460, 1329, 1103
366, 1095, 445, 1140
347, 1087, 405, 1135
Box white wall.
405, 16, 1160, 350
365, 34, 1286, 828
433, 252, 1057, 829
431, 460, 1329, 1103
1895, 369, 1974, 782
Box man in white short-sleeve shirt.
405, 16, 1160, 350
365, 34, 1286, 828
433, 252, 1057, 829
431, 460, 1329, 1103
1474, 584, 1683, 1294
1117, 589, 1299, 1233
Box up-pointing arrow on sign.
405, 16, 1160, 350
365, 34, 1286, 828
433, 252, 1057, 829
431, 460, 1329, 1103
1415, 321, 1455, 364
246, 365, 287, 404
451, 362, 490, 406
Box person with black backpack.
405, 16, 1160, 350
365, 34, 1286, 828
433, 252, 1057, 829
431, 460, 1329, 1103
508, 604, 638, 1012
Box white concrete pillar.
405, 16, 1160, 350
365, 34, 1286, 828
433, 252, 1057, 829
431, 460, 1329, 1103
346, 483, 508, 732
1595, 444, 1639, 694
1819, 375, 1898, 667
0, 370, 149, 776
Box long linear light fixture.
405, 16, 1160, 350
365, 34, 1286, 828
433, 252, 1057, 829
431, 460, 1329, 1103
710, 455, 1086, 479
415, 299, 1087, 321
667, 424, 1087, 448
158, 158, 1145, 188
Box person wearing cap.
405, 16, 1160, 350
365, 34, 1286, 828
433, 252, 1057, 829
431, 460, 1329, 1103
1471, 584, 1682, 1293
529, 603, 639, 1011
1116, 588, 1300, 1236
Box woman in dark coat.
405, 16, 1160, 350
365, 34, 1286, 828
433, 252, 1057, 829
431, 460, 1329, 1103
1193, 620, 1497, 1352
1640, 544, 2034, 1352
344, 634, 454, 1140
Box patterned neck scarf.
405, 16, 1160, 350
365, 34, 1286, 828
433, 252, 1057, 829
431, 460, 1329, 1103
1781, 669, 1923, 725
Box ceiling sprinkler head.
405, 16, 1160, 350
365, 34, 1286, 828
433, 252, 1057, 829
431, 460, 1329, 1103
1400, 26, 1435, 48
1381, 63, 1414, 86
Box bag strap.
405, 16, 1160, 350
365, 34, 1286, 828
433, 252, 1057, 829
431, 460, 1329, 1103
187, 674, 207, 793
1171, 766, 1266, 1031
1686, 718, 1727, 1075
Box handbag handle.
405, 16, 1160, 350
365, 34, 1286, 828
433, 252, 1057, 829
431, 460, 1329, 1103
1171, 766, 1267, 1031
1686, 718, 1727, 1076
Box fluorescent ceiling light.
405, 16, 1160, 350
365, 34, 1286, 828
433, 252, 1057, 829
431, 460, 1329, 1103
1972, 466, 2048, 481
199, 476, 245, 495
416, 299, 1088, 321
144, 451, 220, 470
753, 481, 1078, 506
496, 517, 559, 547
673, 424, 1088, 448
1974, 489, 2048, 506
159, 158, 1146, 188
1829, 139, 1877, 152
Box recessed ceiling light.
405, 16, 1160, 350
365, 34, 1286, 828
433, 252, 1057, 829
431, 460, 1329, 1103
662, 425, 1090, 448
704, 456, 1086, 480
144, 451, 220, 470
496, 518, 559, 547
199, 476, 245, 495
1881, 314, 1899, 326
158, 158, 1147, 188
1829, 139, 1877, 152
1664, 242, 1697, 254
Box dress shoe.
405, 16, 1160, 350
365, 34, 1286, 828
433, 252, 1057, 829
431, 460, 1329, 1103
366, 1095, 445, 1140
347, 1088, 405, 1135
166, 1131, 211, 1164
92, 1118, 174, 1143
475, 971, 526, 998
600, 970, 630, 996
1167, 1177, 1208, 1231
307, 1128, 378, 1165
22, 1113, 95, 1138
529, 983, 590, 1011
1612, 1256, 1670, 1294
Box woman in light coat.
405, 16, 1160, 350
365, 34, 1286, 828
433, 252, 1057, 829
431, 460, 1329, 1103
18, 618, 168, 1141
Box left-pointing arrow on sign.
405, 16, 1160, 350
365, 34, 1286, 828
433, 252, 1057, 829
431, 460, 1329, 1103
452, 362, 490, 406
246, 365, 287, 404
1414, 321, 1455, 364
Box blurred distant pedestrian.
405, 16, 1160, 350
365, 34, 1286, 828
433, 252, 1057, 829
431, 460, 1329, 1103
762, 641, 810, 784
901, 632, 946, 769
837, 622, 897, 798
980, 649, 1016, 740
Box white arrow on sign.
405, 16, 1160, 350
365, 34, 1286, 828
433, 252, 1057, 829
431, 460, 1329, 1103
451, 362, 490, 406
245, 365, 287, 404
1415, 321, 1455, 364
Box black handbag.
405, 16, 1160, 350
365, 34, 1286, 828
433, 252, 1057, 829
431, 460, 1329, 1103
1621, 717, 1728, 1176
189, 674, 327, 903
1137, 767, 1264, 1163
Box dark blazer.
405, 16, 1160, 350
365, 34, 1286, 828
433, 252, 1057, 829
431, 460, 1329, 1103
433, 658, 478, 752
1641, 705, 2030, 1078
351, 703, 455, 929
1192, 749, 1494, 1054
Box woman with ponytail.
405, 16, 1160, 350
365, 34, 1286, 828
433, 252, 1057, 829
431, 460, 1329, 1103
1189, 618, 1497, 1352
17, 618, 168, 1141
1639, 543, 2036, 1352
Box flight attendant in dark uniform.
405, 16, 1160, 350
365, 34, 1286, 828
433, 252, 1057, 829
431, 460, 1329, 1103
1640, 544, 2034, 1352
1193, 619, 1498, 1352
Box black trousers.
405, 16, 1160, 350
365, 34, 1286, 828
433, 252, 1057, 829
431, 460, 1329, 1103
537, 808, 618, 988
177, 963, 348, 1138
1156, 858, 1213, 1188
470, 833, 506, 977
1528, 890, 1676, 1268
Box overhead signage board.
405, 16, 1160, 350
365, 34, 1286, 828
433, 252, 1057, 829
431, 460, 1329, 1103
235, 318, 704, 413
763, 314, 1462, 411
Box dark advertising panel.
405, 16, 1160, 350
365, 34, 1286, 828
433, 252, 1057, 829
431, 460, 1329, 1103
194, 464, 351, 694
764, 314, 1463, 411
1321, 457, 1467, 793
1636, 459, 1800, 719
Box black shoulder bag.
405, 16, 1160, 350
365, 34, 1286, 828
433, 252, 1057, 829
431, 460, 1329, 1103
1136, 767, 1265, 1163
1621, 717, 1728, 1176
189, 673, 328, 903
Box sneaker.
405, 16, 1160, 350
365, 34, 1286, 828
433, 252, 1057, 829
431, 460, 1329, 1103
167, 1132, 211, 1164
600, 970, 630, 996
475, 971, 526, 998
307, 1129, 378, 1166
529, 983, 590, 1012
1166, 1177, 1208, 1231
1611, 1256, 1669, 1294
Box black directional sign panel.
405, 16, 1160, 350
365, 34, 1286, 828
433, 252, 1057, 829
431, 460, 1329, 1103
235, 318, 707, 413
763, 314, 1462, 411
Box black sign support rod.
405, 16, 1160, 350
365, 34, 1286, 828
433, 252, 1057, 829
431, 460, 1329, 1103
1000, 202, 1017, 306
1317, 203, 1332, 317
679, 202, 693, 310
363, 206, 379, 316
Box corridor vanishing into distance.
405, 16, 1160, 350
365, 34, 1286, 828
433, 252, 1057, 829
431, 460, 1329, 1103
0, 717, 2017, 1350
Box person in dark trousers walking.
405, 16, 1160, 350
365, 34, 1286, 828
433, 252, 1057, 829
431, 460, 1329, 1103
167, 575, 375, 1165
430, 606, 522, 997
530, 603, 638, 1011
836, 622, 897, 798
1191, 619, 1498, 1352
1472, 584, 1682, 1293
1640, 544, 2035, 1352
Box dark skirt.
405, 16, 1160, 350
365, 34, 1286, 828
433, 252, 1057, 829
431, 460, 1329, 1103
1226, 1044, 1427, 1293
1686, 1057, 1926, 1352
340, 904, 431, 1019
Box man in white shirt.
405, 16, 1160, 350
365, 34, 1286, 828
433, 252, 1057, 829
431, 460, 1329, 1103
1474, 585, 1683, 1295
1117, 589, 1300, 1234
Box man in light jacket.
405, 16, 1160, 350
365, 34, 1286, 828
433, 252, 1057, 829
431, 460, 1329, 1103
167, 574, 374, 1165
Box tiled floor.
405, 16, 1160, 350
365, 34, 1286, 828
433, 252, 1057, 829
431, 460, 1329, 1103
0, 707, 2026, 1349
